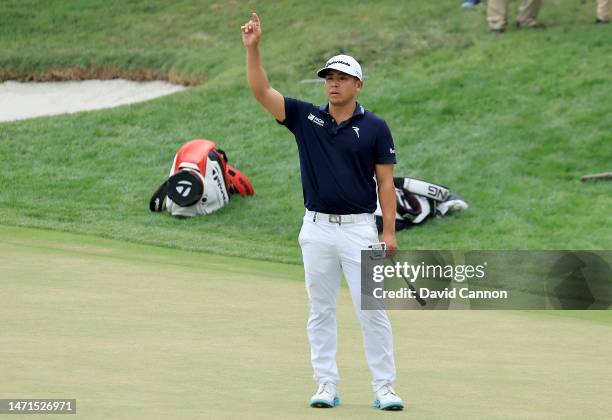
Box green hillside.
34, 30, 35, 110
0, 0, 610, 263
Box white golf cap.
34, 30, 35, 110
317, 54, 363, 81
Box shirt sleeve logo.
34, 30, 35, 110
307, 113, 325, 127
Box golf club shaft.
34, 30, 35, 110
388, 255, 427, 307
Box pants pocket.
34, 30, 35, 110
298, 220, 310, 246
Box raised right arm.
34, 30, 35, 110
241, 12, 285, 122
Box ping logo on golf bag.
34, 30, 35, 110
400, 178, 450, 202
427, 185, 447, 201
176, 180, 193, 197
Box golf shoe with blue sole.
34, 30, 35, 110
373, 384, 404, 411
309, 382, 339, 408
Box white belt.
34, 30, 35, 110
305, 210, 374, 224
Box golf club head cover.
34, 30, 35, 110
167, 169, 206, 207
225, 164, 254, 197
149, 180, 169, 212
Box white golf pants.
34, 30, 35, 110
298, 210, 396, 392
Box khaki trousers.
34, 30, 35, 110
598, 0, 610, 21
487, 0, 542, 30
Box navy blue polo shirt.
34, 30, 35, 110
278, 97, 396, 214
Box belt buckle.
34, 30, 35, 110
329, 214, 340, 224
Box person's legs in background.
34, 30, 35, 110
596, 0, 610, 23
517, 0, 543, 28
487, 0, 509, 32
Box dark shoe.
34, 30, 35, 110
490, 28, 506, 33
517, 22, 546, 30
461, 0, 481, 8
594, 18, 609, 24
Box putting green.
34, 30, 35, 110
1, 226, 611, 419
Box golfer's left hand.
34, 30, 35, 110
380, 232, 398, 251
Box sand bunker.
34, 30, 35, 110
0, 80, 186, 122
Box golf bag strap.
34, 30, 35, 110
216, 148, 229, 164
226, 164, 254, 197
397, 192, 423, 219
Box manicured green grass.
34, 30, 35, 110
0, 1, 610, 264
2, 226, 612, 419
536, 309, 612, 326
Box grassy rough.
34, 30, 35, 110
0, 0, 610, 263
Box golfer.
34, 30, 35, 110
241, 12, 404, 411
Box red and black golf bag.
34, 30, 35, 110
149, 139, 253, 218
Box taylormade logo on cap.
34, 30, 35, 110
317, 54, 363, 80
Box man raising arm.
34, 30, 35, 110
242, 12, 397, 251
241, 13, 285, 122
241, 12, 404, 411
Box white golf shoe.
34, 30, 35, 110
309, 382, 339, 408
373, 384, 404, 411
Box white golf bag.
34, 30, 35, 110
149, 139, 253, 218
374, 177, 468, 232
